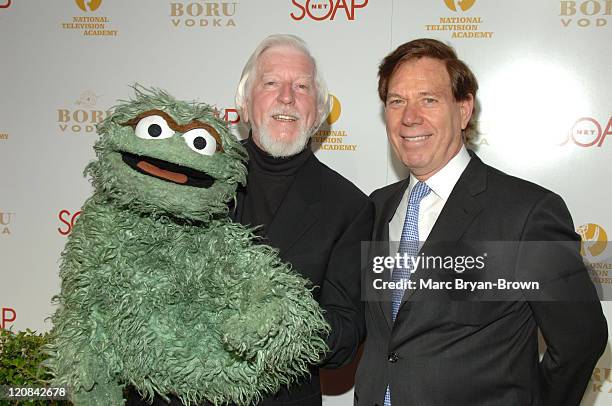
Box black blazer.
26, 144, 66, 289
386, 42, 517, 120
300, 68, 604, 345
355, 152, 607, 406
126, 153, 373, 406
232, 152, 373, 405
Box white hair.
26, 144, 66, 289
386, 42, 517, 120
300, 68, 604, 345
235, 34, 330, 132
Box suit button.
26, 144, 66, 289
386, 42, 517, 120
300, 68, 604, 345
388, 352, 399, 363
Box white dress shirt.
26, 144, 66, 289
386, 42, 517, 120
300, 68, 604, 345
389, 146, 472, 244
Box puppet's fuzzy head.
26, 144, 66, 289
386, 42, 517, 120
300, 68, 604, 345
86, 86, 247, 222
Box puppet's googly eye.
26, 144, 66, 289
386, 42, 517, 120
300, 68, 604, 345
134, 115, 175, 139
183, 128, 217, 156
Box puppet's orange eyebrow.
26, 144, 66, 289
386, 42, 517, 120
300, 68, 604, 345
121, 109, 224, 152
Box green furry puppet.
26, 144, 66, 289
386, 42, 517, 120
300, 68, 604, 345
46, 87, 329, 406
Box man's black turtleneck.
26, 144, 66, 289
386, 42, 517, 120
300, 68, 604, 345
240, 136, 312, 236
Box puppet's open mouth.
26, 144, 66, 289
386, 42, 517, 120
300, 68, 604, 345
121, 152, 215, 188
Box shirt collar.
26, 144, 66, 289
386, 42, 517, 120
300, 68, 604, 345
410, 145, 471, 202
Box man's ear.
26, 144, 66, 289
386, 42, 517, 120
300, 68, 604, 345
459, 94, 474, 130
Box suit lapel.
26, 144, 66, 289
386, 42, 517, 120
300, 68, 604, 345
425, 154, 486, 243
374, 178, 411, 242
265, 155, 321, 254
396, 153, 488, 314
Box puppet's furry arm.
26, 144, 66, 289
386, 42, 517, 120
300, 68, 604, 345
45, 198, 126, 405
216, 232, 330, 381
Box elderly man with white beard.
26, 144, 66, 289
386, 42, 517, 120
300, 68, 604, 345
229, 34, 374, 406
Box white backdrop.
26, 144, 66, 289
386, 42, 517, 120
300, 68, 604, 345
1, 1, 610, 404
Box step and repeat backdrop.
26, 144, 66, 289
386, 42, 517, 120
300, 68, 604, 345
1, 1, 610, 404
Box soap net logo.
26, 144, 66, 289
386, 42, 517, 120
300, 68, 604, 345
58, 209, 82, 236
560, 116, 611, 147
290, 0, 369, 21
0, 0, 11, 9
0, 307, 16, 329
222, 108, 240, 125
75, 0, 103, 12
444, 0, 476, 11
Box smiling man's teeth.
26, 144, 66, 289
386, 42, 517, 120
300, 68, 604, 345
407, 136, 428, 141
272, 114, 297, 122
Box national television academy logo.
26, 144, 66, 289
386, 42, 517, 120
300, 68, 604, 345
312, 94, 357, 152
578, 223, 608, 258
75, 0, 103, 12
427, 0, 492, 39
62, 0, 118, 37
327, 94, 341, 125
579, 223, 612, 290
444, 0, 476, 12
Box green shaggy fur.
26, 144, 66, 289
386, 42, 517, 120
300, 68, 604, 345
46, 87, 329, 405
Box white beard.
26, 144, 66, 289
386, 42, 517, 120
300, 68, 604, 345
253, 114, 315, 158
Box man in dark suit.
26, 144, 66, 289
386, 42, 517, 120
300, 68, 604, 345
126, 34, 372, 406
354, 38, 607, 406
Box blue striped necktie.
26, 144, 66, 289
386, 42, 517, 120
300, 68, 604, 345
384, 180, 431, 406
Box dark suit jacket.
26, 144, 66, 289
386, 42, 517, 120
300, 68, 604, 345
355, 152, 607, 406
126, 153, 373, 406
231, 152, 373, 405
